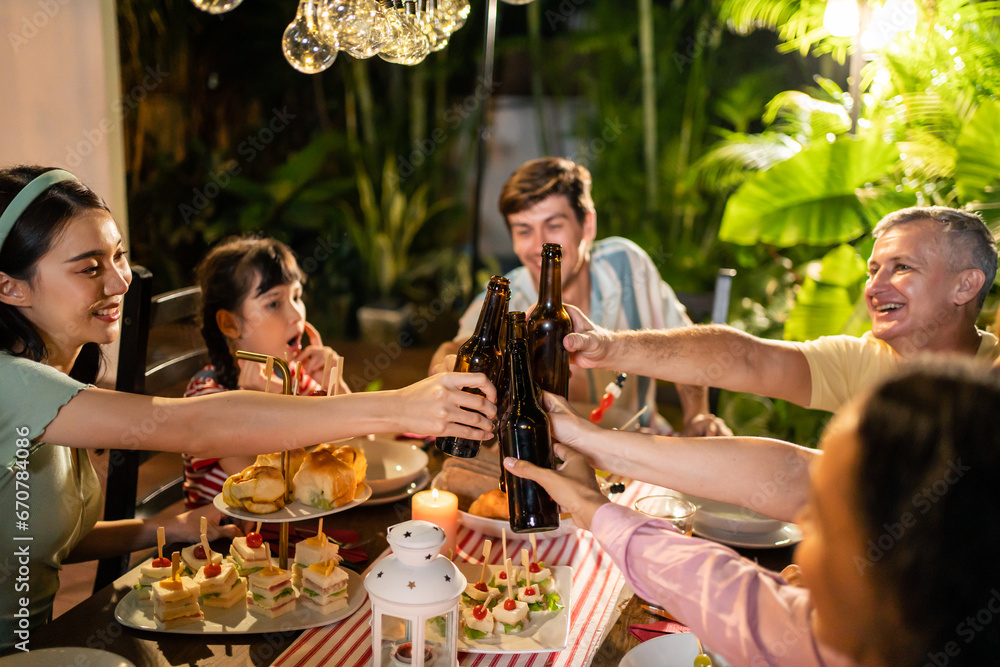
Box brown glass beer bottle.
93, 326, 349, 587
499, 311, 560, 532
527, 243, 572, 398
435, 276, 510, 458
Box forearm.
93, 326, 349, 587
46, 388, 404, 456
580, 429, 814, 522
63, 518, 155, 563
606, 326, 811, 405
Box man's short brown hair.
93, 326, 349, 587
872, 206, 997, 309
499, 158, 595, 226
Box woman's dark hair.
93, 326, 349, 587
195, 236, 305, 389
0, 165, 112, 383
856, 359, 1000, 664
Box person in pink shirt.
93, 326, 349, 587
504, 360, 1000, 666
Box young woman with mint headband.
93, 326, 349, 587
0, 165, 497, 648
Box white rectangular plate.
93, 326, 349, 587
454, 564, 572, 654
114, 569, 365, 634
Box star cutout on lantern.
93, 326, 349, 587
404, 531, 412, 538
425, 554, 432, 560
377, 571, 383, 578
444, 575, 451, 582
408, 581, 416, 589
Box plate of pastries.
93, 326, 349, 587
214, 443, 372, 521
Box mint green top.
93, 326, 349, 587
0, 352, 98, 651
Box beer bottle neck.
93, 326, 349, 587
538, 255, 562, 309
473, 287, 508, 345
508, 335, 540, 407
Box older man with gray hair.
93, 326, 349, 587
563, 206, 998, 413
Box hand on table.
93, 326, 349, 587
392, 372, 497, 440
503, 442, 609, 532
681, 413, 733, 437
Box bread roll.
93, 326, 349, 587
293, 450, 356, 510
435, 466, 500, 510
330, 444, 367, 484
469, 488, 510, 520
254, 448, 307, 479
222, 465, 286, 514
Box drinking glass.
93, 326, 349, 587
634, 494, 696, 536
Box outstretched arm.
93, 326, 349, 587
543, 393, 815, 522
43, 372, 497, 456
563, 305, 814, 407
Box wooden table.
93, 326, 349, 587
7, 444, 796, 665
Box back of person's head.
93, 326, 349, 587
195, 235, 304, 389
499, 157, 595, 226
873, 206, 997, 308
856, 358, 1000, 664
0, 165, 112, 381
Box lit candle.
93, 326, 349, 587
411, 489, 458, 556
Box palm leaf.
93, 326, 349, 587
955, 100, 1000, 201
719, 135, 899, 246
784, 244, 867, 341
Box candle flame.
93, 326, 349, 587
431, 488, 439, 502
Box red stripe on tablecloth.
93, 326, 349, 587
317, 606, 372, 667
272, 627, 320, 667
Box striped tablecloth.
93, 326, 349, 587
273, 477, 658, 667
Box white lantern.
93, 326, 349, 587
365, 520, 466, 667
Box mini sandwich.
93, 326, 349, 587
151, 576, 203, 630
489, 567, 520, 593
520, 561, 556, 594
247, 565, 297, 618
133, 557, 173, 605
230, 533, 271, 578
517, 582, 561, 613
292, 450, 356, 510
292, 535, 340, 587
299, 559, 349, 615
461, 601, 495, 640
492, 597, 529, 634
462, 580, 500, 607
222, 464, 286, 514
193, 561, 247, 608
179, 543, 223, 577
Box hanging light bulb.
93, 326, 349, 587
452, 0, 470, 30
398, 1, 430, 64
282, 0, 339, 73
823, 0, 860, 38
190, 0, 244, 13
500, 0, 534, 4
377, 0, 409, 64
318, 0, 385, 58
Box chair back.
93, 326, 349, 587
94, 265, 208, 591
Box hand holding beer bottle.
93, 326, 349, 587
435, 276, 510, 458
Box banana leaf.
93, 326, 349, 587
955, 100, 1000, 202
784, 244, 868, 342
719, 135, 899, 247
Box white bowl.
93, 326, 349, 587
349, 436, 429, 495
682, 494, 785, 536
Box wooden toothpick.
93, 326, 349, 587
156, 526, 165, 561
479, 540, 492, 584
529, 533, 537, 564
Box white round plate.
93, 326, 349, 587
430, 474, 576, 540
0, 648, 134, 666
694, 521, 803, 549
619, 633, 699, 667
114, 569, 365, 634
365, 469, 431, 506
213, 483, 372, 523
679, 493, 784, 536
351, 436, 429, 495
